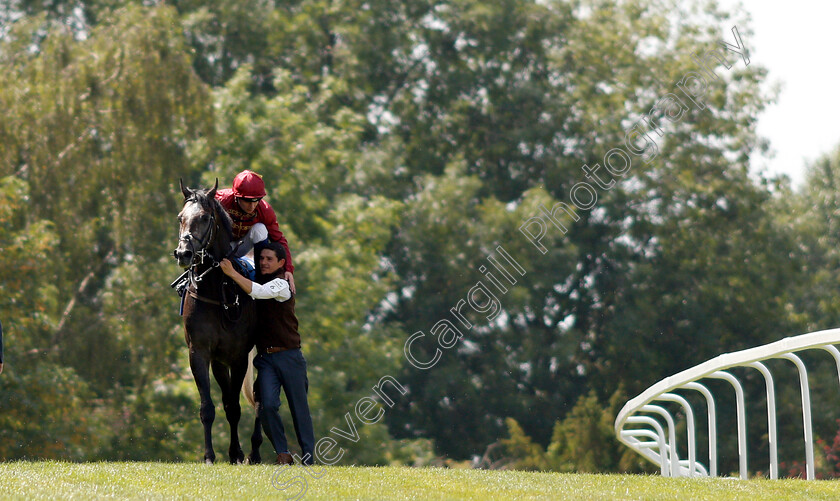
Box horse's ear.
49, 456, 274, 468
180, 178, 192, 199
208, 178, 218, 199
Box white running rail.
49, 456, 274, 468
615, 328, 840, 480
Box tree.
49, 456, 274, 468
0, 5, 213, 460
0, 176, 111, 461
377, 0, 795, 465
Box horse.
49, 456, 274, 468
173, 178, 263, 464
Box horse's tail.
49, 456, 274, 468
242, 347, 257, 408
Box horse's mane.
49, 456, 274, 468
189, 188, 234, 240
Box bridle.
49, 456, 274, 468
172, 196, 242, 318
179, 197, 220, 284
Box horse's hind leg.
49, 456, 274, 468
190, 350, 216, 464
243, 350, 263, 464
247, 390, 263, 464
213, 360, 245, 464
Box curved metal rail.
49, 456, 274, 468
615, 328, 840, 479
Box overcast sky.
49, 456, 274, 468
716, 1, 840, 187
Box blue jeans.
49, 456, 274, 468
254, 349, 315, 462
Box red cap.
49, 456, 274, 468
232, 170, 267, 198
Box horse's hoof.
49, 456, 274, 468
204, 459, 214, 465
246, 455, 261, 465
229, 451, 245, 465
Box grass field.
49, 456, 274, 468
2, 462, 840, 500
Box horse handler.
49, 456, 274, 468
220, 242, 315, 466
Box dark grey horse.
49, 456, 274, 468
173, 179, 262, 464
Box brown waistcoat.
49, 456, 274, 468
254, 274, 301, 351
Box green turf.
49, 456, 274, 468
2, 462, 840, 500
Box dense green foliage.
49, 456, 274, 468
0, 0, 838, 477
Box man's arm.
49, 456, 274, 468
220, 259, 252, 294
249, 277, 291, 301
220, 259, 291, 301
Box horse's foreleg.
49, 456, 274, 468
213, 360, 245, 464
190, 350, 216, 464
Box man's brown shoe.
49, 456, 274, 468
276, 452, 294, 465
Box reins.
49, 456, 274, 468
189, 287, 241, 313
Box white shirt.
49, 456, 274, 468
248, 277, 291, 302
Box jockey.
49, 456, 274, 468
216, 170, 296, 293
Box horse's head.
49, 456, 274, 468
174, 178, 227, 268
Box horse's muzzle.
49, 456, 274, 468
174, 248, 193, 268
